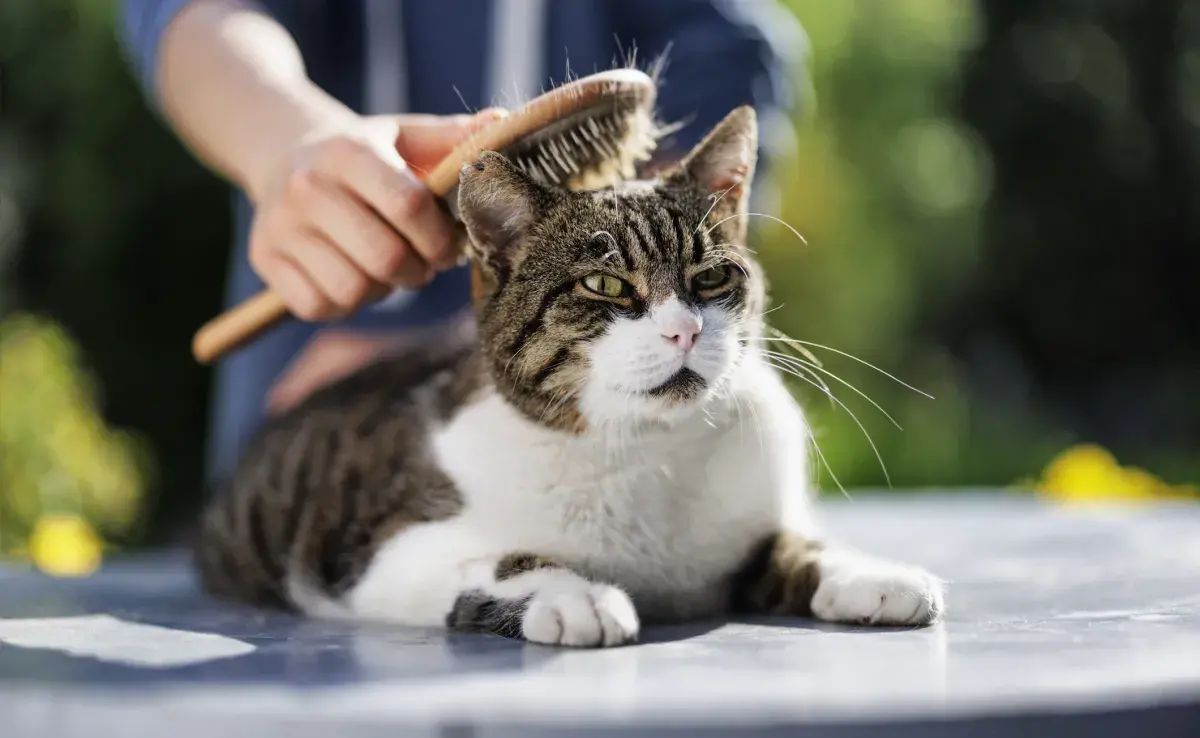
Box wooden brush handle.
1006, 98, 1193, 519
191, 69, 653, 364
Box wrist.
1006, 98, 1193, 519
241, 80, 358, 204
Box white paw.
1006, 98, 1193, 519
521, 582, 640, 647
811, 552, 945, 626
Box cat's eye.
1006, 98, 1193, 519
581, 273, 632, 299
693, 265, 731, 291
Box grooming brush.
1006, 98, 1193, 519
192, 68, 661, 364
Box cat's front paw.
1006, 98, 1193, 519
522, 582, 639, 647
811, 552, 944, 626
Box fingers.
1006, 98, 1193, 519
297, 172, 432, 288
250, 244, 332, 322
250, 196, 417, 322
284, 229, 373, 314
394, 108, 508, 170
311, 137, 460, 271
248, 111, 507, 322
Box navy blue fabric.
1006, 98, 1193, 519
115, 0, 807, 484
402, 0, 494, 116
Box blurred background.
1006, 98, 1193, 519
1, 0, 1197, 574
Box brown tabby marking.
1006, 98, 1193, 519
729, 533, 825, 616
495, 553, 561, 581
194, 340, 479, 608
195, 107, 801, 631
458, 133, 762, 436
446, 555, 575, 640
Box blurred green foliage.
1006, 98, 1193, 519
1, 0, 230, 549
1, 0, 1196, 554
763, 0, 1199, 489
764, 0, 1023, 490
0, 314, 150, 557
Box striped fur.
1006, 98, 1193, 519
195, 107, 945, 645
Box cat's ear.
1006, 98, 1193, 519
668, 106, 758, 241
457, 151, 560, 269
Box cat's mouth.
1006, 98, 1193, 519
642, 368, 706, 399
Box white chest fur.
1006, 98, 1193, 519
427, 359, 815, 621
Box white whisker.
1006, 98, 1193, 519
764, 357, 893, 489
693, 180, 743, 234
805, 424, 849, 500
758, 348, 836, 410
756, 345, 901, 430
763, 326, 823, 367
764, 334, 933, 399
704, 211, 808, 248
504, 343, 534, 381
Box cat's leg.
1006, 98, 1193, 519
448, 553, 640, 647
346, 533, 639, 647
731, 532, 944, 626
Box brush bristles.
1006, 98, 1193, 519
502, 92, 661, 193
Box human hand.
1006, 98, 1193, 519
265, 330, 390, 414
247, 109, 506, 321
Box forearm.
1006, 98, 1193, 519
155, 0, 356, 202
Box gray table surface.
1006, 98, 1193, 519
2, 493, 1199, 737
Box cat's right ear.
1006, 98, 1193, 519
457, 152, 559, 271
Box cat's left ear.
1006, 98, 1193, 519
667, 106, 758, 242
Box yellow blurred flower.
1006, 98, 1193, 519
0, 313, 151, 561
1032, 444, 1197, 504
27, 514, 104, 577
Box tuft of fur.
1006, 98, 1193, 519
195, 107, 945, 646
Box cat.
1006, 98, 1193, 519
194, 106, 945, 647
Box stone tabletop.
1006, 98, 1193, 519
2, 493, 1199, 737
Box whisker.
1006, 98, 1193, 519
762, 333, 932, 399
764, 358, 893, 489
503, 343, 534, 381
757, 348, 836, 410
806, 425, 849, 500
537, 386, 572, 426
694, 181, 743, 234
763, 326, 822, 367
707, 244, 753, 276
756, 345, 901, 430
704, 211, 808, 247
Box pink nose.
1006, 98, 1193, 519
661, 313, 703, 352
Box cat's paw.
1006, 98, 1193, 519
811, 551, 944, 626
522, 582, 640, 647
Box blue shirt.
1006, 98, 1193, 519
117, 0, 808, 484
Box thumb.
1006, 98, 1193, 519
393, 108, 509, 171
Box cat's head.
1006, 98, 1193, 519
458, 106, 765, 432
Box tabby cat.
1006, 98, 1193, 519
196, 107, 945, 646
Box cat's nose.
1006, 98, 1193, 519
660, 312, 703, 352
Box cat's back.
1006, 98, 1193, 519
194, 330, 481, 609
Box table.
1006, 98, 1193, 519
3, 493, 1199, 737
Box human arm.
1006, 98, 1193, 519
116, 0, 503, 320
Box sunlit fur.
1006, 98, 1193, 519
196, 107, 946, 646
459, 122, 767, 436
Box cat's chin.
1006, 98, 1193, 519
577, 379, 725, 430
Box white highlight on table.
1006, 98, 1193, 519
0, 614, 255, 668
